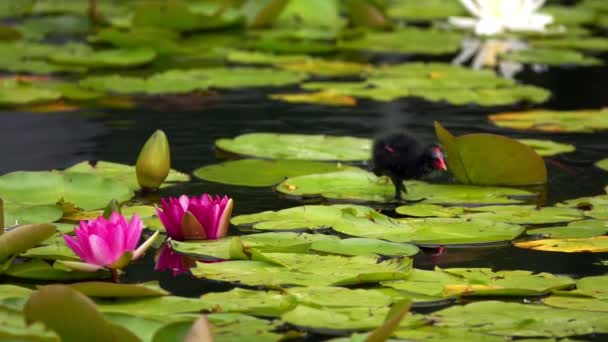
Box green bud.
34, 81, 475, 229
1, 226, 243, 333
102, 199, 121, 219
136, 129, 171, 191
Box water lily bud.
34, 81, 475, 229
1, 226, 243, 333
136, 129, 171, 191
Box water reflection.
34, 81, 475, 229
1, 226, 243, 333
452, 38, 527, 78
154, 243, 196, 276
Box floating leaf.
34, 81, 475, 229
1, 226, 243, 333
0, 80, 62, 106
3, 203, 63, 226
518, 139, 576, 156
216, 133, 371, 161
0, 42, 87, 74
270, 90, 357, 106
596, 158, 608, 172
310, 238, 420, 257
278, 59, 370, 77
435, 121, 547, 186
200, 288, 296, 316
96, 296, 211, 316
5, 259, 109, 281
431, 300, 608, 337
281, 305, 424, 332
24, 285, 140, 342
515, 236, 608, 253
338, 27, 463, 55
65, 161, 189, 191
69, 282, 168, 298
543, 295, 608, 312
461, 205, 584, 224
394, 327, 506, 342
172, 232, 339, 259
191, 254, 411, 287
286, 286, 393, 308
531, 37, 608, 51
386, 0, 466, 20
529, 220, 608, 238
49, 48, 156, 68
276, 170, 534, 204
500, 48, 602, 66
0, 304, 60, 342
80, 67, 306, 94
193, 159, 358, 187
489, 108, 608, 133
0, 171, 133, 210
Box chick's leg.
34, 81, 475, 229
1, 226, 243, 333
391, 177, 406, 201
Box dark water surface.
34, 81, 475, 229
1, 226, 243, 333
2, 62, 608, 299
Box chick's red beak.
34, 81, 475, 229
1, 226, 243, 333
431, 147, 447, 171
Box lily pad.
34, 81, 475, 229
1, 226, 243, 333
310, 238, 420, 257
24, 285, 140, 342
281, 305, 424, 332
386, 0, 466, 20
172, 232, 339, 259
215, 133, 372, 161
270, 90, 357, 106
65, 161, 190, 191
394, 327, 507, 342
528, 220, 608, 238
0, 171, 133, 211
488, 108, 608, 133
191, 254, 411, 287
0, 304, 60, 342
515, 236, 608, 253
518, 139, 576, 156
431, 300, 608, 337
69, 282, 169, 298
531, 37, 608, 51
286, 286, 393, 308
277, 59, 370, 77
200, 288, 296, 317
500, 48, 602, 66
79, 67, 306, 94
543, 295, 608, 312
276, 170, 534, 204
395, 204, 466, 218
461, 205, 584, 224
338, 27, 463, 55
0, 41, 87, 74
193, 159, 358, 187
96, 295, 212, 315
49, 48, 156, 68
5, 259, 109, 281
596, 158, 608, 171
0, 80, 62, 106
575, 275, 608, 299
435, 121, 547, 186
3, 203, 63, 226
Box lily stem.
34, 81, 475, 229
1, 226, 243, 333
110, 269, 120, 283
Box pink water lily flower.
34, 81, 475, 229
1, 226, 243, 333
156, 194, 233, 240
63, 212, 158, 270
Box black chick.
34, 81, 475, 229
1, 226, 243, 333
371, 133, 447, 201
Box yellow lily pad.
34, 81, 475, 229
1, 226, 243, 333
489, 108, 608, 133
270, 90, 357, 106
515, 236, 608, 253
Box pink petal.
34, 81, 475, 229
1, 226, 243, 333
125, 214, 143, 250
88, 234, 115, 266
63, 235, 86, 261
178, 195, 190, 212
156, 206, 183, 240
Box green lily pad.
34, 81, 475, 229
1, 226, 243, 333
489, 108, 608, 133
5, 259, 109, 281
96, 296, 212, 316
0, 304, 60, 342
79, 67, 306, 94
0, 171, 134, 210
518, 139, 576, 156
395, 204, 466, 218
531, 37, 608, 51
0, 41, 87, 74
191, 254, 411, 287
515, 236, 608, 253
193, 159, 359, 187
435, 122, 547, 186
276, 170, 534, 204
103, 313, 169, 342
500, 48, 602, 66
286, 286, 393, 308
304, 62, 550, 106
90, 27, 184, 55
529, 220, 608, 238
545, 5, 598, 26
543, 295, 608, 312
281, 305, 424, 332
0, 80, 62, 106
65, 161, 190, 191
24, 285, 140, 342
0, 224, 56, 262
596, 158, 608, 171
574, 275, 608, 298
18, 14, 91, 41
558, 194, 608, 219
3, 203, 63, 226
461, 205, 584, 224
310, 238, 419, 257
430, 300, 608, 337
394, 327, 507, 342
338, 27, 463, 55
49, 48, 156, 68
152, 313, 282, 342
20, 237, 78, 261
386, 0, 466, 20
215, 133, 372, 161
69, 282, 168, 298
172, 232, 339, 259
200, 288, 296, 317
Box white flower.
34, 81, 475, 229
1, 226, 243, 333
449, 0, 554, 36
